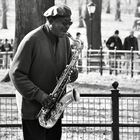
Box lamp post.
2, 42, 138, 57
87, 2, 96, 50
87, 2, 96, 73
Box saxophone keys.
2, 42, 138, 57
53, 93, 58, 98
51, 110, 56, 116
57, 102, 63, 108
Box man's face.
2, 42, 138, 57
49, 16, 72, 37
114, 34, 119, 37
130, 31, 134, 37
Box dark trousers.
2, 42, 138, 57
22, 119, 62, 140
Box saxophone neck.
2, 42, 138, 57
66, 32, 82, 52
66, 32, 79, 43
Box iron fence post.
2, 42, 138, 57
99, 46, 103, 75
111, 81, 119, 140
5, 51, 8, 69
87, 49, 91, 73
114, 47, 117, 75
130, 47, 134, 78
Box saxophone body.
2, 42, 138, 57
37, 32, 81, 129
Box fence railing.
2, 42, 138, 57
75, 48, 140, 77
0, 82, 140, 140
1, 48, 140, 77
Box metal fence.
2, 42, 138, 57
0, 82, 140, 140
0, 51, 13, 69
75, 48, 140, 77
1, 48, 140, 77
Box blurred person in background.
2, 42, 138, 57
0, 39, 4, 52
1, 39, 13, 68
106, 30, 123, 50
123, 30, 138, 51
106, 30, 123, 74
2, 39, 12, 52
71, 32, 84, 50
71, 32, 84, 72
123, 30, 139, 74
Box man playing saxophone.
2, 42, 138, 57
9, 5, 78, 140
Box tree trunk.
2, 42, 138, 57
106, 0, 110, 14
1, 0, 54, 82
115, 0, 121, 21
14, 0, 54, 52
64, 0, 67, 5
1, 0, 8, 29
83, 0, 102, 50
135, 0, 140, 17
78, 0, 84, 28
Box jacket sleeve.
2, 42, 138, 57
106, 37, 112, 49
119, 38, 123, 50
9, 37, 47, 104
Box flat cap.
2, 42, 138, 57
43, 5, 72, 18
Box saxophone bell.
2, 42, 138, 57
38, 88, 79, 129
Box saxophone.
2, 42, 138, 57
37, 32, 81, 129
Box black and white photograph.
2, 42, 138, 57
0, 0, 140, 140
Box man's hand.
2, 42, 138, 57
41, 94, 54, 108
110, 42, 114, 47
69, 67, 78, 82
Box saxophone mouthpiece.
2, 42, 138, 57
66, 32, 71, 38
66, 32, 77, 42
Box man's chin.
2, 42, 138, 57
59, 32, 66, 38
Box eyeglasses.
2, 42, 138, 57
54, 17, 73, 26
62, 21, 73, 26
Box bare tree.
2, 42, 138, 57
127, 0, 131, 4
14, 0, 54, 52
78, 0, 84, 27
64, 0, 67, 5
135, 0, 140, 17
106, 0, 110, 14
1, 0, 54, 82
115, 0, 122, 21
1, 0, 8, 29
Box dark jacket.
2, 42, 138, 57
9, 25, 76, 120
123, 36, 138, 50
106, 35, 123, 50
0, 43, 12, 52
0, 45, 5, 52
